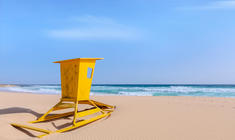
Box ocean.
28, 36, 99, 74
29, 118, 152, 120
1, 84, 235, 97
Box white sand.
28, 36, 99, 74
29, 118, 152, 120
0, 91, 235, 140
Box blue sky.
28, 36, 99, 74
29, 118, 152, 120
0, 0, 235, 84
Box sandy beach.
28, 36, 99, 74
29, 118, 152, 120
0, 91, 235, 140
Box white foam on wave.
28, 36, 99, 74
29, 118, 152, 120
1, 85, 61, 94
91, 86, 235, 96
1, 85, 235, 97
135, 86, 235, 93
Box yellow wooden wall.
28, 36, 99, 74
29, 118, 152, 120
60, 59, 96, 101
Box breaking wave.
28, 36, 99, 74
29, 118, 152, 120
1, 84, 235, 97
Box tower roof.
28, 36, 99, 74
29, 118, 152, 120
54, 58, 104, 63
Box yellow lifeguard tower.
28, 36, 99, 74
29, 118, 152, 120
11, 58, 115, 138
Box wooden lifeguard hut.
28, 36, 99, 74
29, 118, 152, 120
11, 58, 115, 138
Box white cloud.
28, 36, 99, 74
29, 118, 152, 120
48, 27, 139, 40
70, 15, 117, 25
47, 15, 140, 40
179, 1, 235, 10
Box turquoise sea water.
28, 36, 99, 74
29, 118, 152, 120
1, 84, 235, 97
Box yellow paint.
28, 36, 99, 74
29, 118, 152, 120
57, 58, 98, 101
11, 58, 115, 138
